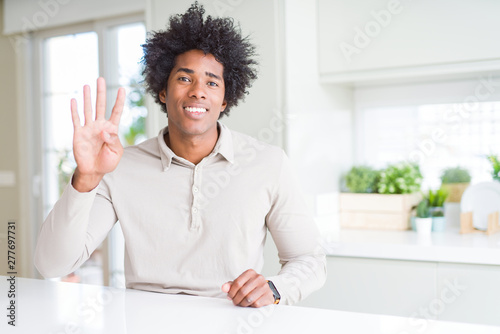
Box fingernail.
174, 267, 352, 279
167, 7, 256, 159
227, 296, 232, 301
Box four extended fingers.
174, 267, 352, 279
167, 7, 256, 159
71, 77, 125, 127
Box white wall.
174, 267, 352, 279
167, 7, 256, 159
283, 0, 354, 233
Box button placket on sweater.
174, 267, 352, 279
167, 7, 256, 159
190, 164, 202, 230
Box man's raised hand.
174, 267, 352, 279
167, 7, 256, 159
70, 77, 126, 192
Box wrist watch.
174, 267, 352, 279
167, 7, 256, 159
267, 280, 281, 304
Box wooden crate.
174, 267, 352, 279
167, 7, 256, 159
339, 193, 421, 230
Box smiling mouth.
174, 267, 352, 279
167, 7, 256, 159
184, 107, 207, 113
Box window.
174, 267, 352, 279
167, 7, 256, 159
38, 16, 146, 287
358, 101, 500, 190
42, 32, 99, 216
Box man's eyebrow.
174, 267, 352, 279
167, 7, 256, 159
176, 67, 194, 74
206, 72, 222, 81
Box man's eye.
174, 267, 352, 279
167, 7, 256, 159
208, 81, 218, 87
179, 77, 190, 82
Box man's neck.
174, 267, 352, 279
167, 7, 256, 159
164, 125, 220, 165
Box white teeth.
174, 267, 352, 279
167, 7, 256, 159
184, 107, 207, 113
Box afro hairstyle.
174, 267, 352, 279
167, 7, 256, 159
141, 1, 258, 118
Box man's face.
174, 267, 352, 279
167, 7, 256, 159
160, 49, 227, 139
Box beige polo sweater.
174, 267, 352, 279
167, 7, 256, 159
34, 122, 326, 305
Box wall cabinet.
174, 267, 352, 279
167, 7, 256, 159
437, 263, 500, 326
299, 257, 437, 318
318, 0, 500, 84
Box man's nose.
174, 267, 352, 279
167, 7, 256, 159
188, 80, 206, 99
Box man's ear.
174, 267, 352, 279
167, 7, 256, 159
221, 99, 228, 112
159, 90, 166, 103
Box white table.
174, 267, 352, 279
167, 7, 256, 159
1, 277, 500, 333
323, 228, 500, 265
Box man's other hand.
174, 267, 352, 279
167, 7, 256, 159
221, 269, 275, 308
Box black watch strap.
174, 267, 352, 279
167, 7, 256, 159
267, 280, 281, 304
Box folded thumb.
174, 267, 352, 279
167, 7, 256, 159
102, 131, 111, 142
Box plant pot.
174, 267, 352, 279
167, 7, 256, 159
441, 183, 469, 203
432, 216, 446, 232
339, 193, 421, 230
410, 216, 416, 231
415, 217, 433, 235
429, 206, 445, 217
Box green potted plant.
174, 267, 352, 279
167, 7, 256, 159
440, 167, 471, 203
415, 199, 432, 234
428, 188, 449, 232
344, 166, 380, 193
487, 155, 500, 182
340, 162, 422, 230
377, 163, 422, 195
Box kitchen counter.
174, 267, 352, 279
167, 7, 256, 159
323, 228, 500, 265
2, 277, 500, 333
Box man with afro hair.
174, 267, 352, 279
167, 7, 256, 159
35, 2, 326, 308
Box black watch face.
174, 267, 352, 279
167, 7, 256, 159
268, 281, 280, 300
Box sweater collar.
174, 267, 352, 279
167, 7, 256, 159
157, 121, 234, 171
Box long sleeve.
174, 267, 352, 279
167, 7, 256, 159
265, 152, 327, 305
34, 179, 117, 278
